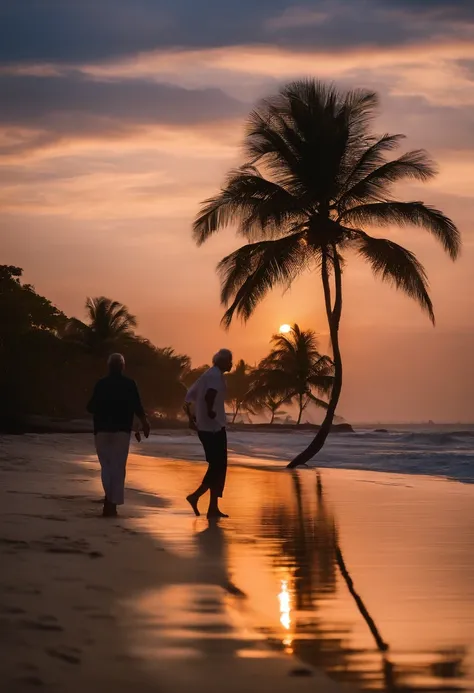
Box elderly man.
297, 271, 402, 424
184, 349, 233, 519
87, 353, 150, 517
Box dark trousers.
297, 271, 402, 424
198, 428, 227, 498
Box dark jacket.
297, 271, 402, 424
87, 374, 145, 434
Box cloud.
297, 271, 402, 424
0, 1, 294, 64
0, 72, 248, 160
0, 73, 246, 127
1, 1, 474, 68
265, 6, 329, 31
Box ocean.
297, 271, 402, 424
145, 424, 474, 484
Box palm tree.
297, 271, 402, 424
192, 80, 460, 466
225, 358, 253, 423
64, 296, 137, 354
249, 324, 334, 425
249, 391, 287, 424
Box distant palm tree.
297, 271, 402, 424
250, 325, 333, 425
65, 296, 137, 354
193, 79, 460, 466
249, 392, 287, 424
225, 358, 253, 423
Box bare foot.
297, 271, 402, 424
207, 509, 229, 519
186, 494, 200, 517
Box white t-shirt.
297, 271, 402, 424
185, 366, 227, 432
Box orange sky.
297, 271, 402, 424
2, 2, 473, 422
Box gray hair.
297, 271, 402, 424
212, 348, 232, 366
108, 353, 125, 372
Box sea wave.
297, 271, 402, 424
350, 430, 474, 446
145, 426, 474, 484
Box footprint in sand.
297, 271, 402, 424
0, 606, 26, 615
46, 647, 81, 665
21, 618, 64, 632
15, 675, 45, 687
3, 585, 42, 596
31, 537, 104, 559
85, 584, 113, 593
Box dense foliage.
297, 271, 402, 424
0, 267, 190, 429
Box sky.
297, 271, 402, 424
1, 0, 473, 423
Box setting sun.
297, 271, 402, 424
279, 324, 292, 334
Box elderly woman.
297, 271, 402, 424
184, 349, 233, 519
87, 353, 150, 517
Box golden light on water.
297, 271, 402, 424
279, 324, 292, 334
278, 579, 293, 652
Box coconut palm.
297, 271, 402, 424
248, 391, 288, 424
225, 358, 253, 423
192, 79, 460, 466
64, 296, 137, 354
249, 324, 334, 425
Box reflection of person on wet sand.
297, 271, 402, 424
184, 349, 233, 519
195, 520, 244, 597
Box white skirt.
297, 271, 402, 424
95, 431, 131, 505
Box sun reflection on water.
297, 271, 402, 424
278, 579, 293, 653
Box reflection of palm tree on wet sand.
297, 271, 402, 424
262, 472, 466, 691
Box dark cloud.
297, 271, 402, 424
0, 72, 247, 157
0, 1, 292, 64
1, 0, 472, 66
0, 72, 246, 128
377, 0, 472, 17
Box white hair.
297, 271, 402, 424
212, 348, 232, 366
108, 353, 125, 371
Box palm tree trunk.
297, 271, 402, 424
232, 404, 239, 424
335, 544, 389, 652
270, 410, 275, 424
314, 476, 390, 654
288, 248, 343, 467
296, 394, 304, 425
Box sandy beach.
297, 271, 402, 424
1, 433, 474, 692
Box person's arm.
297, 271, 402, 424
184, 382, 198, 430
132, 382, 150, 438
204, 388, 218, 420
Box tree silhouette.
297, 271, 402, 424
248, 392, 287, 424
65, 296, 137, 354
192, 79, 460, 465
247, 324, 333, 424
225, 358, 253, 423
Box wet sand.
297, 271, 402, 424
1, 434, 474, 691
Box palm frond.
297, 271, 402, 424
339, 149, 437, 208
307, 374, 334, 395
193, 167, 307, 244
244, 81, 379, 205
245, 107, 302, 178
306, 392, 330, 409
192, 188, 241, 246
340, 134, 404, 190
218, 232, 316, 325
353, 232, 435, 323
341, 201, 460, 260
63, 317, 89, 341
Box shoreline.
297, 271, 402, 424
0, 417, 355, 435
